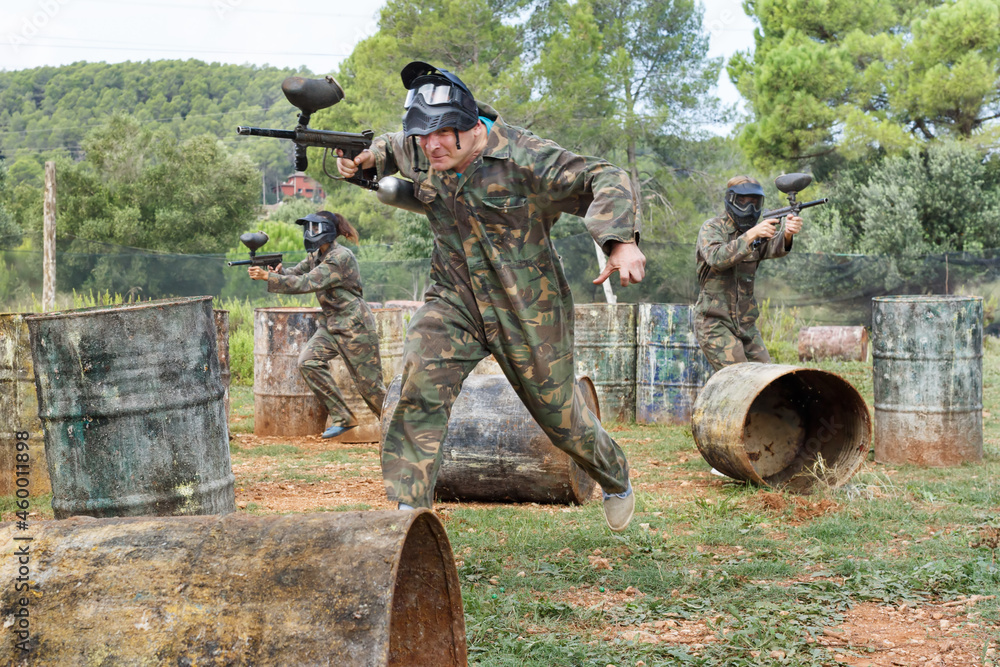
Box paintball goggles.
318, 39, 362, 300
753, 173, 829, 249
227, 231, 282, 270
237, 77, 423, 213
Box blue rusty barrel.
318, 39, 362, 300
872, 295, 983, 466
253, 307, 327, 436
380, 374, 600, 504
0, 510, 466, 666
0, 313, 51, 497
26, 296, 235, 519
574, 304, 637, 422
691, 363, 871, 492
636, 304, 712, 425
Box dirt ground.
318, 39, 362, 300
230, 431, 998, 665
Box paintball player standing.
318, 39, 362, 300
337, 61, 644, 531
693, 176, 803, 372
248, 211, 386, 439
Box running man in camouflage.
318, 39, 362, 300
249, 211, 386, 439
338, 61, 645, 531
694, 176, 803, 372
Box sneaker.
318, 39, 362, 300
602, 480, 634, 532
321, 424, 356, 439
398, 502, 415, 511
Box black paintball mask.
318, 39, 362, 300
400, 61, 479, 149
725, 180, 765, 232
296, 212, 338, 253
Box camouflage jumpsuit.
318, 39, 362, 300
369, 103, 638, 508
267, 242, 386, 428
693, 214, 791, 372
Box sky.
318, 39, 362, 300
0, 0, 757, 130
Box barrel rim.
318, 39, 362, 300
254, 306, 324, 314
24, 295, 213, 322
872, 295, 983, 304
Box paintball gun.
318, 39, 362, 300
227, 232, 283, 270
236, 77, 424, 213
753, 173, 829, 249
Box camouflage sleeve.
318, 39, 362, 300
760, 224, 792, 260
697, 218, 754, 270
371, 133, 402, 179
280, 256, 312, 277
267, 255, 346, 295
534, 144, 639, 251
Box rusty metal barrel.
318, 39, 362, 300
636, 304, 712, 425
26, 296, 235, 518
331, 307, 406, 444
798, 326, 869, 362
214, 308, 231, 418
0, 510, 467, 666
0, 313, 51, 497
254, 307, 327, 436
574, 303, 637, 422
691, 363, 871, 493
380, 374, 600, 504
872, 295, 983, 466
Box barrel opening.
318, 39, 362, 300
388, 512, 466, 667
744, 369, 871, 492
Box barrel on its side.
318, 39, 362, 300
254, 307, 327, 437
26, 296, 234, 519
331, 308, 407, 444
692, 363, 871, 493
0, 511, 467, 666
214, 309, 231, 419
380, 374, 600, 504
798, 326, 869, 362
574, 303, 637, 422
0, 313, 51, 496
636, 304, 712, 425
872, 295, 983, 466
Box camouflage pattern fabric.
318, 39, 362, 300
693, 214, 791, 372
268, 242, 386, 426
369, 104, 637, 508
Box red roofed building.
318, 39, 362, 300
278, 172, 326, 201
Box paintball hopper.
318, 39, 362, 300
281, 76, 345, 114
775, 173, 812, 194
240, 231, 270, 257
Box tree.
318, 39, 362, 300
0, 162, 23, 250
730, 0, 1000, 168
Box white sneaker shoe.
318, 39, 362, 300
602, 481, 634, 532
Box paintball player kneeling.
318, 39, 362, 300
337, 61, 644, 531
694, 176, 803, 372
248, 211, 387, 439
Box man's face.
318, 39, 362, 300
417, 125, 480, 172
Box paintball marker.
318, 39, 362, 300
753, 173, 828, 249
227, 232, 283, 270
237, 76, 424, 212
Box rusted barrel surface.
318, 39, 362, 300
574, 303, 637, 422
26, 296, 234, 519
872, 295, 983, 466
381, 374, 600, 504
691, 363, 871, 493
0, 511, 467, 666
636, 304, 712, 425
331, 308, 406, 444
0, 314, 51, 497
214, 309, 231, 419
254, 307, 327, 436
798, 326, 869, 362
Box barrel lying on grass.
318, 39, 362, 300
691, 363, 871, 493
26, 296, 234, 518
0, 510, 467, 666
798, 325, 869, 362
380, 374, 600, 504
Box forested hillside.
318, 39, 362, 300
0, 60, 312, 197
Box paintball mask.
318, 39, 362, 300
400, 61, 479, 140
725, 179, 765, 232
296, 212, 338, 253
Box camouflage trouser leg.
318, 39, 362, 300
694, 314, 771, 372
298, 322, 387, 428
381, 298, 630, 508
